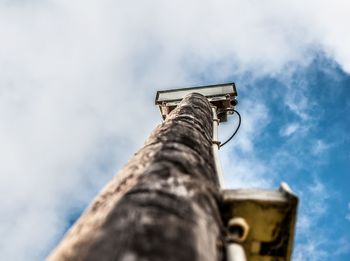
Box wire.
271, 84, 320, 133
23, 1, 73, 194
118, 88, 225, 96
220, 110, 241, 147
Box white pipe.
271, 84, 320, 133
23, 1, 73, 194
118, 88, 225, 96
211, 107, 225, 188
226, 243, 247, 261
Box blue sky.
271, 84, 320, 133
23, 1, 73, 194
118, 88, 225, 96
0, 1, 349, 260
228, 60, 350, 260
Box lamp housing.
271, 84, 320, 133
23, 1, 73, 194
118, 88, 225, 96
155, 82, 237, 122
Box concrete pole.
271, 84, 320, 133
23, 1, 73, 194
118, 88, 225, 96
48, 93, 224, 261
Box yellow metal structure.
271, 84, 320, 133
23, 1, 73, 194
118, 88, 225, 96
222, 183, 298, 261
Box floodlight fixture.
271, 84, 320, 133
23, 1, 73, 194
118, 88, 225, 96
155, 82, 237, 122
223, 183, 298, 261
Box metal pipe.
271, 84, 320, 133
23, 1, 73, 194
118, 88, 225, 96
211, 106, 225, 188
226, 243, 247, 261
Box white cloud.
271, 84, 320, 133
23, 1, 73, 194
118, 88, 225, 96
347, 216, 350, 222
0, 0, 349, 260
293, 238, 329, 261
280, 122, 300, 137
221, 99, 273, 189
294, 178, 330, 260
312, 139, 331, 155
334, 237, 350, 256
284, 83, 312, 121
346, 203, 350, 221
297, 178, 329, 230
293, 178, 350, 260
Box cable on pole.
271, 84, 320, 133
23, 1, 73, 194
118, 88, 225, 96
220, 110, 241, 148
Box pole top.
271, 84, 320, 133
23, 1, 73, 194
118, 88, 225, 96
155, 82, 237, 122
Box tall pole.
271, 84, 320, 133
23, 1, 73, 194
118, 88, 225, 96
48, 93, 224, 261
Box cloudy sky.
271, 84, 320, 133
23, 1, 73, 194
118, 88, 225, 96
0, 1, 349, 260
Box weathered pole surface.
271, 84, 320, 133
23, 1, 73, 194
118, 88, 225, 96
48, 93, 224, 261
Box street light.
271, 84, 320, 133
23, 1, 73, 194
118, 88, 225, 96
155, 82, 237, 122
